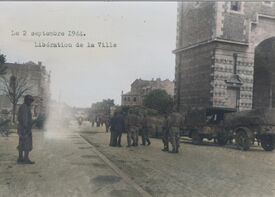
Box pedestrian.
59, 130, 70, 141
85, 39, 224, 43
167, 112, 183, 153
17, 95, 35, 164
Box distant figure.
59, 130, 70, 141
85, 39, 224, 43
77, 117, 83, 127
125, 109, 141, 147
17, 95, 35, 164
141, 114, 151, 146
161, 114, 169, 152
104, 116, 110, 133
109, 112, 124, 147
167, 112, 183, 153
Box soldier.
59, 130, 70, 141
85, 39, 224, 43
109, 111, 124, 147
141, 113, 151, 146
167, 112, 183, 153
125, 109, 140, 147
17, 95, 35, 164
104, 116, 110, 133
161, 114, 169, 152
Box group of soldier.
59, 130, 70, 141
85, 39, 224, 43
106, 108, 184, 154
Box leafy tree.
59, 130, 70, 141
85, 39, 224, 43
90, 99, 115, 120
143, 89, 174, 114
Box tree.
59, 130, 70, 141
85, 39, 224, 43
143, 89, 174, 114
90, 99, 115, 121
0, 53, 7, 75
1, 69, 32, 123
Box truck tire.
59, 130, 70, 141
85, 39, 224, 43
235, 129, 251, 151
261, 135, 274, 151
191, 130, 202, 145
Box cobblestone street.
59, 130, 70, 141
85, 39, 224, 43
0, 128, 142, 197
80, 124, 275, 197
1, 123, 275, 197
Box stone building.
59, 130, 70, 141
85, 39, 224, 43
121, 78, 174, 106
174, 1, 275, 113
0, 61, 51, 118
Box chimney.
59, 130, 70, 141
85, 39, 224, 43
38, 61, 42, 66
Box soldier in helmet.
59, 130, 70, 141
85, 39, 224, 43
125, 108, 141, 147
140, 111, 151, 146
109, 110, 125, 147
17, 95, 35, 164
161, 113, 169, 152
104, 115, 110, 133
167, 111, 183, 153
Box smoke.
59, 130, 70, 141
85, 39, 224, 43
44, 101, 75, 139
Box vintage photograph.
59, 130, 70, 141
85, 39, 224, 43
0, 1, 275, 197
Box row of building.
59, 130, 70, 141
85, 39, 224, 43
0, 61, 51, 119
122, 1, 275, 115
121, 78, 174, 106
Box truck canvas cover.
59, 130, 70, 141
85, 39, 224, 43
224, 108, 275, 127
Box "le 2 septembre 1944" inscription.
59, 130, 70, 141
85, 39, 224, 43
11, 30, 118, 48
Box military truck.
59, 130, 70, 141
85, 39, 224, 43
183, 108, 275, 151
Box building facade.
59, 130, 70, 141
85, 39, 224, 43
174, 1, 275, 113
0, 61, 51, 118
121, 78, 174, 106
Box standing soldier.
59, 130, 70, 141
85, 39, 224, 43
104, 115, 110, 133
17, 95, 35, 164
167, 112, 183, 153
125, 109, 140, 147
109, 111, 124, 147
141, 111, 151, 146
161, 114, 169, 152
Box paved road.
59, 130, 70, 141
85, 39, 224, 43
0, 129, 143, 197
80, 125, 275, 197
1, 124, 275, 197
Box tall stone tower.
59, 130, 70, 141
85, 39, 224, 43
174, 1, 275, 113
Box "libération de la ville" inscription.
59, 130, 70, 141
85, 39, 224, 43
11, 30, 118, 48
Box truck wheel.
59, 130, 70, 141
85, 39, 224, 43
191, 131, 202, 145
235, 130, 251, 151
261, 135, 274, 151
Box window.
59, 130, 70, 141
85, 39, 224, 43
133, 97, 137, 102
230, 1, 241, 12
127, 97, 130, 102
233, 53, 238, 74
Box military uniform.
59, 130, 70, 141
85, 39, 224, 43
162, 115, 169, 151
141, 116, 151, 146
17, 95, 34, 164
17, 103, 33, 152
167, 112, 183, 153
104, 116, 110, 132
125, 112, 141, 147
110, 113, 124, 146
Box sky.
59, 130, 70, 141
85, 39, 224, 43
0, 2, 177, 107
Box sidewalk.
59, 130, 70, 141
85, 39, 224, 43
0, 130, 142, 197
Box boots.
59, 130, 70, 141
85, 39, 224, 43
23, 151, 35, 164
162, 146, 168, 152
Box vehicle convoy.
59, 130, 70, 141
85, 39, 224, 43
182, 108, 275, 151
